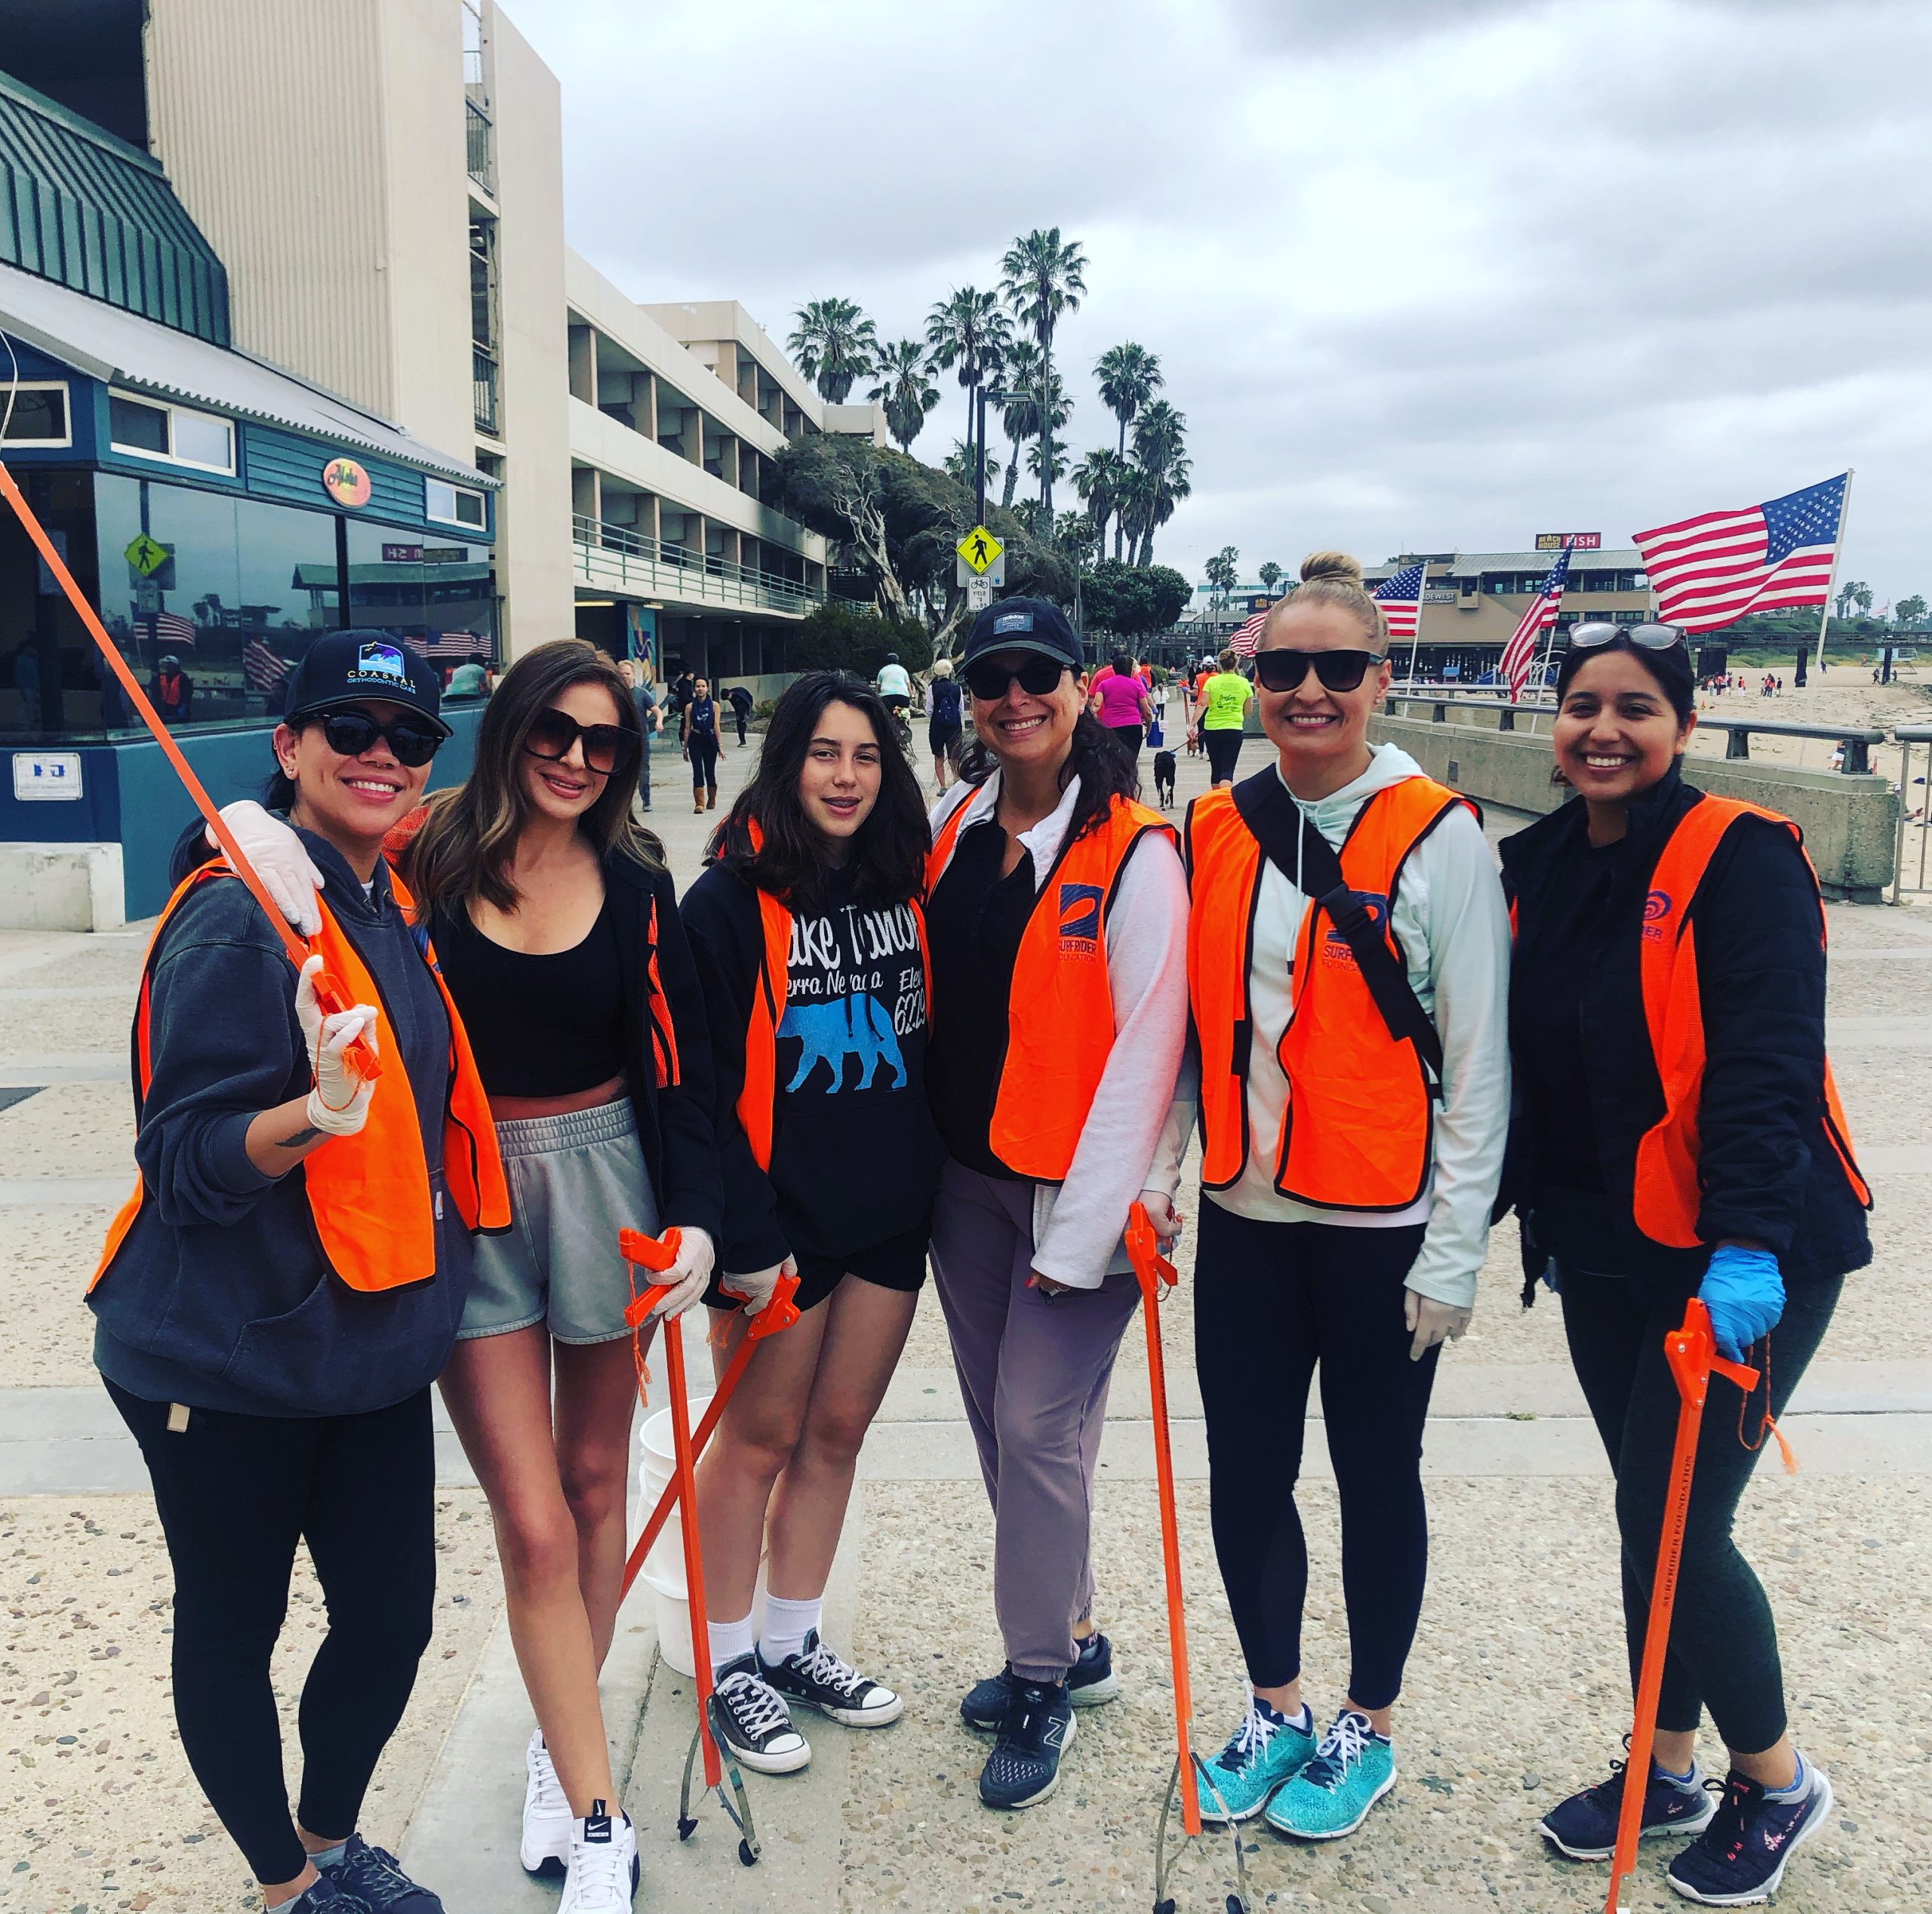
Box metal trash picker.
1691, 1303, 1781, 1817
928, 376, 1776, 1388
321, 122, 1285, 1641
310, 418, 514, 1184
1124, 1202, 1249, 1914
1605, 1298, 1767, 1914
617, 1228, 798, 1869
0, 456, 380, 1085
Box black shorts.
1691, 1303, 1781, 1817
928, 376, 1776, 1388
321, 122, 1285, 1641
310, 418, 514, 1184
929, 722, 962, 759
792, 1221, 932, 1312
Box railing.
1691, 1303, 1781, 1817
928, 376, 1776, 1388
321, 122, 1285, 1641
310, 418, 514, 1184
1891, 727, 1932, 900
472, 346, 498, 435
465, 100, 494, 193
571, 515, 824, 617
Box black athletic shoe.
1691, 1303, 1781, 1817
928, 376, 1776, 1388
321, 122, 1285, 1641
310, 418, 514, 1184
977, 1679, 1076, 1810
960, 1632, 1120, 1732
712, 1651, 811, 1774
285, 1882, 373, 1914
1538, 1755, 1714, 1860
760, 1628, 904, 1727
1666, 1763, 1834, 1905
317, 1835, 443, 1912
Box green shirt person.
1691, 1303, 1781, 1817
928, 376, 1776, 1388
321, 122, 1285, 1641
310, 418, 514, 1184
1195, 650, 1254, 788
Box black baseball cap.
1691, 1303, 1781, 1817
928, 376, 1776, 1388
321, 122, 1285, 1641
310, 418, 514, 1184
282, 629, 451, 736
961, 598, 1082, 672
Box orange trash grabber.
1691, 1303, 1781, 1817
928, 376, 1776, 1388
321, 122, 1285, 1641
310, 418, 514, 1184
0, 457, 379, 1085
1604, 1298, 1763, 1914
618, 1227, 768, 1868
617, 1266, 801, 1606
1123, 1201, 1249, 1914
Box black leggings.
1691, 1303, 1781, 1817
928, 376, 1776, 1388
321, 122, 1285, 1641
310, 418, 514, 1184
688, 731, 719, 790
1194, 1201, 1436, 1709
106, 1381, 436, 1885
1204, 728, 1244, 783
1558, 1266, 1839, 1753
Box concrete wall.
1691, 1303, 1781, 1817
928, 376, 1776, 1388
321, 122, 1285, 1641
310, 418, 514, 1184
1368, 709, 1898, 901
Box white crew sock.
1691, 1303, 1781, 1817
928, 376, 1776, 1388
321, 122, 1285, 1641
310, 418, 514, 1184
758, 1593, 823, 1668
707, 1611, 756, 1679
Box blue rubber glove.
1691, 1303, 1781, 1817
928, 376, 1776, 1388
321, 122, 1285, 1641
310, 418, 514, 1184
1699, 1245, 1784, 1362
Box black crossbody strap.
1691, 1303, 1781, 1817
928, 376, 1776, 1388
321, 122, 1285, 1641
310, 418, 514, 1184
1229, 771, 1444, 1091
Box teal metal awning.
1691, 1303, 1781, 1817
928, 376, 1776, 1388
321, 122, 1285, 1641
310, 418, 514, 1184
0, 66, 228, 346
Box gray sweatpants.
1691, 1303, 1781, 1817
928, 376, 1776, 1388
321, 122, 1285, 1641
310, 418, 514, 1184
929, 1158, 1142, 1685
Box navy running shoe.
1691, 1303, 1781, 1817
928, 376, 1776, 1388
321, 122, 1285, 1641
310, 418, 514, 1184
1539, 1755, 1713, 1860
961, 1632, 1118, 1732
284, 1882, 371, 1914
1666, 1763, 1834, 1905
977, 1680, 1076, 1810
317, 1835, 443, 1912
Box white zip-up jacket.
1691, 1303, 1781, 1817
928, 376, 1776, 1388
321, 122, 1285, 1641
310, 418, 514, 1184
1152, 744, 1512, 1309
929, 772, 1189, 1289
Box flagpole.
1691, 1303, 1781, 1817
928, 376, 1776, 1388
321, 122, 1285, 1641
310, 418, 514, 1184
1813, 467, 1856, 677
1529, 547, 1572, 723
1407, 565, 1424, 684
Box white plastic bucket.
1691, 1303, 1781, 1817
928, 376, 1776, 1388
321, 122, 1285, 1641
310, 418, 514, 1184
635, 1391, 714, 1594
644, 1567, 697, 1677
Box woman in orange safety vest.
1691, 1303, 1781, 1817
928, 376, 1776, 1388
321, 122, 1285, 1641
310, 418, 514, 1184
923, 599, 1191, 1813
88, 629, 506, 1914
1503, 624, 1869, 1906
1158, 552, 1512, 1844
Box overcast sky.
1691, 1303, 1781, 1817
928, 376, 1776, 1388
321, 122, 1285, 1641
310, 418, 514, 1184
508, 0, 1927, 610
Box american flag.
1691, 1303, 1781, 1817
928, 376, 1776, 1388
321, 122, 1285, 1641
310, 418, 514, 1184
243, 637, 291, 691
1373, 562, 1427, 645
1499, 544, 1574, 700
1229, 608, 1269, 657
1633, 473, 1847, 634
411, 629, 488, 663
139, 609, 196, 648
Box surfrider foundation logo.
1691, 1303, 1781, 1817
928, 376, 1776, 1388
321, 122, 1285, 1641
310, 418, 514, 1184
1643, 889, 1673, 941
1058, 882, 1103, 952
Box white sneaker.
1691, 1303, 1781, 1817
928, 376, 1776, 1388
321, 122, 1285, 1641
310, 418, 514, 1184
558, 1801, 638, 1912
520, 1728, 572, 1875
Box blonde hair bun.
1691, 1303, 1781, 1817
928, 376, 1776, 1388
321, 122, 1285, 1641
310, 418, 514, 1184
1300, 549, 1364, 589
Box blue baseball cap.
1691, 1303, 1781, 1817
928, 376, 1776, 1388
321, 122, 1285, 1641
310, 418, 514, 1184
961, 598, 1082, 672
282, 629, 451, 735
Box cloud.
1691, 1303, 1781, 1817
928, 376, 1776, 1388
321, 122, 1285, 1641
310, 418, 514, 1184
505, 0, 1930, 601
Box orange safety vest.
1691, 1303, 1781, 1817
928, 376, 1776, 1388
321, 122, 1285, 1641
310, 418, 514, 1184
91, 860, 509, 1295
732, 820, 931, 1172
1186, 775, 1474, 1209
1632, 795, 1870, 1248
926, 788, 1174, 1181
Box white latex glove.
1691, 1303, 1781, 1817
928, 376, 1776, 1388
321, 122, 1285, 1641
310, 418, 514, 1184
1138, 1189, 1183, 1248
721, 1254, 796, 1316
295, 955, 379, 1136
648, 1226, 716, 1321
1404, 1288, 1472, 1363
211, 801, 323, 937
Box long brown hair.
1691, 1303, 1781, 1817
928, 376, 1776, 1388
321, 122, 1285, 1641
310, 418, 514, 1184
400, 639, 663, 913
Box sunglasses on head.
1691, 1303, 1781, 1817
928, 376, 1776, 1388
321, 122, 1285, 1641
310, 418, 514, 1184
1569, 621, 1686, 651
1254, 648, 1386, 694
525, 706, 636, 775
964, 654, 1069, 702
309, 706, 445, 768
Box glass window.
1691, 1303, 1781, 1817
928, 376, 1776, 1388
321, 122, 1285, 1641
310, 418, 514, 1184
426, 478, 486, 528
109, 394, 169, 454
171, 409, 234, 470
345, 520, 496, 678
108, 392, 235, 474
1, 383, 70, 446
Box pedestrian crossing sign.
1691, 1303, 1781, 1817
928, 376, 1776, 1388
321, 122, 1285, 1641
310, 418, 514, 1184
957, 526, 1003, 575
124, 532, 169, 576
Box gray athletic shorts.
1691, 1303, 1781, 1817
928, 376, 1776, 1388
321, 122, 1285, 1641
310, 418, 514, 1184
458, 1097, 663, 1345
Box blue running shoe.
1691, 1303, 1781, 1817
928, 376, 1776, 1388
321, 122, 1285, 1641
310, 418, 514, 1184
1194, 1697, 1316, 1824
1539, 1752, 1712, 1860
1264, 1708, 1395, 1842
1666, 1761, 1834, 1906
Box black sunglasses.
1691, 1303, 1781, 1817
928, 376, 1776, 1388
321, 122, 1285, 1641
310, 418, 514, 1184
1569, 621, 1686, 651
964, 655, 1069, 701
525, 706, 636, 775
1254, 648, 1386, 694
309, 706, 445, 768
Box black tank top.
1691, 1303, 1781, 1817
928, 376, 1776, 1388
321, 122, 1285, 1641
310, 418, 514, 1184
431, 893, 626, 1096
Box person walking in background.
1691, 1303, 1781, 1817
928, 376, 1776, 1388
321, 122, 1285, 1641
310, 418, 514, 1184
925, 654, 964, 790
923, 599, 1189, 1813
1161, 552, 1510, 1845
91, 631, 502, 1914
727, 681, 754, 746
618, 655, 660, 812
683, 674, 721, 813
446, 651, 490, 699
1090, 649, 1154, 763
1503, 624, 1868, 1906
148, 652, 193, 724
1196, 648, 1254, 787
679, 672, 945, 1775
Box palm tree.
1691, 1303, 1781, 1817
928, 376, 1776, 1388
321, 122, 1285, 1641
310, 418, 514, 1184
786, 297, 878, 403
867, 339, 940, 452
1834, 579, 1862, 621
1258, 560, 1282, 594
1853, 582, 1875, 619
994, 340, 1066, 513
1026, 437, 1069, 490
945, 438, 1000, 490
1000, 227, 1087, 515
1094, 343, 1163, 469
925, 287, 1013, 478
1139, 455, 1192, 566
1204, 546, 1240, 609
1072, 448, 1128, 552
1130, 401, 1189, 565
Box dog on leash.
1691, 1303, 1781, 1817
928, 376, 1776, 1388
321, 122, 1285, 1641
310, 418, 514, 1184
1153, 749, 1177, 808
